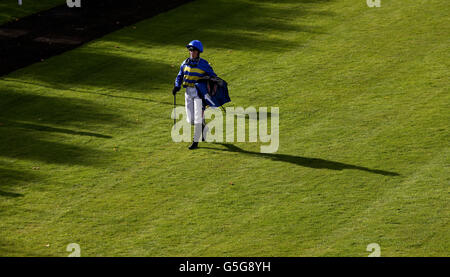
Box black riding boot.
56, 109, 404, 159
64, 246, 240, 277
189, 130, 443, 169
189, 123, 202, 150
188, 141, 199, 150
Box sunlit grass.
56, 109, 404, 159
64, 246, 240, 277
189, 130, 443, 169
0, 0, 448, 256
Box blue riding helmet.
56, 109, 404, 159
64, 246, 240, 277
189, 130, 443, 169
186, 40, 204, 53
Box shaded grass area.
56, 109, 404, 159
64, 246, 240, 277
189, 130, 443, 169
0, 0, 63, 24
0, 0, 448, 256
202, 143, 400, 176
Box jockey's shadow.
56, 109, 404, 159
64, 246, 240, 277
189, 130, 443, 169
202, 143, 400, 177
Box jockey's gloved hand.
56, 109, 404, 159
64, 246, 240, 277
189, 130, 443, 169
172, 86, 180, 95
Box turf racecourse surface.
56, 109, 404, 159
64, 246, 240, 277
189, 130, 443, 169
0, 0, 192, 76
0, 0, 62, 25
0, 0, 449, 257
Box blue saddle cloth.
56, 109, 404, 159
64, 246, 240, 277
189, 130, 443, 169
195, 76, 231, 108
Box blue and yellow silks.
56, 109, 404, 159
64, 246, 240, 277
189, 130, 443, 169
174, 58, 217, 88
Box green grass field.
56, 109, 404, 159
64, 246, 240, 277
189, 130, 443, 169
0, 0, 63, 24
0, 0, 448, 257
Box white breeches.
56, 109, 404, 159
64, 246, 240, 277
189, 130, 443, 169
185, 86, 204, 125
